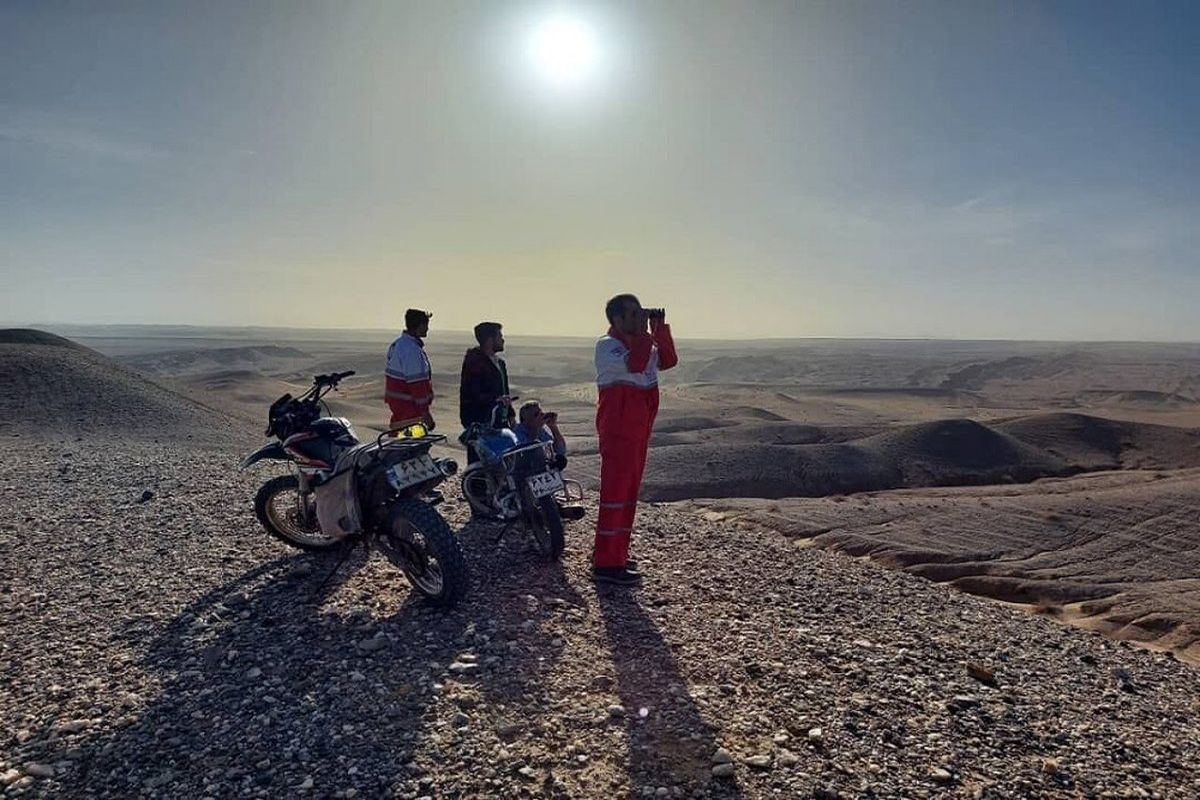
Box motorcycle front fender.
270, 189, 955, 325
239, 442, 288, 471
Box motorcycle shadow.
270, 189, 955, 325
66, 537, 584, 797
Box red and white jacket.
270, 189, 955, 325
594, 322, 678, 440
385, 332, 434, 422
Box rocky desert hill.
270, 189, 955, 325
0, 329, 252, 444
570, 412, 1200, 502
698, 465, 1200, 665
3, 330, 1200, 798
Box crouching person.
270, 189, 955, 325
514, 401, 585, 522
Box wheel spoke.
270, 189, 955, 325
267, 490, 335, 547
390, 519, 445, 595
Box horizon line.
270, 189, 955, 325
5, 320, 1200, 347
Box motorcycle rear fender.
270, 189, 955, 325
240, 442, 288, 470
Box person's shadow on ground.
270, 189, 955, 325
59, 503, 738, 798
598, 589, 743, 798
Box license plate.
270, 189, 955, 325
390, 455, 441, 488
527, 471, 564, 499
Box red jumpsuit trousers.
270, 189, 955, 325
593, 324, 677, 568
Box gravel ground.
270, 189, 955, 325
3, 433, 1200, 799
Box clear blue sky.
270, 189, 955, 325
2, 1, 1197, 339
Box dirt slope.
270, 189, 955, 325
0, 329, 251, 444
993, 412, 1200, 470
697, 467, 1200, 663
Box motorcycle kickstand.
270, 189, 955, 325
495, 522, 517, 548
309, 537, 362, 602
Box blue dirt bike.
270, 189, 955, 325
458, 404, 584, 561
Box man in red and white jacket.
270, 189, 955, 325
592, 293, 678, 585
385, 308, 435, 430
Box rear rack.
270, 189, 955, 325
375, 429, 447, 450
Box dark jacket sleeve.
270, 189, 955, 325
459, 354, 494, 407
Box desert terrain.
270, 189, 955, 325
3, 325, 1200, 798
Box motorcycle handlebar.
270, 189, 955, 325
313, 370, 356, 388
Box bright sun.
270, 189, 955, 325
526, 13, 603, 91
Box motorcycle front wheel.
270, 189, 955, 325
381, 498, 469, 607
253, 475, 342, 551
523, 488, 565, 562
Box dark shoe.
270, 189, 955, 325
591, 567, 642, 587
624, 559, 639, 573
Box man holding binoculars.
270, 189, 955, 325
592, 294, 678, 586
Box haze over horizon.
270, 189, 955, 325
8, 320, 1200, 347
3, 1, 1197, 341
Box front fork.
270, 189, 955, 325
293, 466, 322, 526
295, 466, 322, 492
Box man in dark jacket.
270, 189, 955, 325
459, 322, 512, 454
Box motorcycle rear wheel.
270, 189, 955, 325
254, 475, 342, 551
382, 498, 469, 607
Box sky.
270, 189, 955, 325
2, 0, 1197, 340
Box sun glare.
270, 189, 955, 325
526, 13, 603, 92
